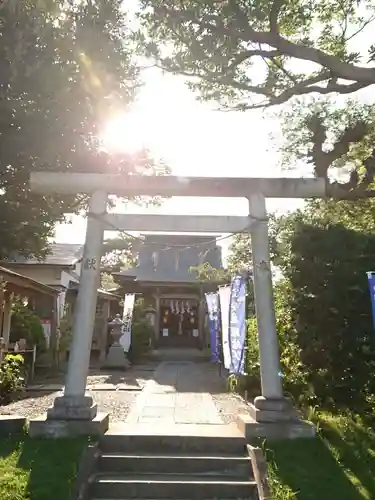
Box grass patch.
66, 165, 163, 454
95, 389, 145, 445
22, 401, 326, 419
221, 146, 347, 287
0, 434, 87, 500
266, 410, 375, 500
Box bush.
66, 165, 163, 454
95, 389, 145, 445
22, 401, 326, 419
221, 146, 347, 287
128, 318, 153, 362
274, 281, 314, 406
264, 200, 375, 411
0, 354, 25, 404
243, 281, 313, 406
10, 302, 46, 351
275, 224, 375, 411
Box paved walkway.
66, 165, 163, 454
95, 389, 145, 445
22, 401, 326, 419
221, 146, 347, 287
126, 362, 224, 426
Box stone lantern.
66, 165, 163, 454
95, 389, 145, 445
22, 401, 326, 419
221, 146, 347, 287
103, 314, 130, 370
145, 306, 156, 327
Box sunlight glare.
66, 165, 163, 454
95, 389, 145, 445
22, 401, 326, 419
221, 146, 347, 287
100, 113, 146, 154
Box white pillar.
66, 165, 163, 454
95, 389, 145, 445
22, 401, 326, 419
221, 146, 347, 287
2, 295, 13, 348
64, 191, 107, 397
154, 292, 160, 345
249, 193, 283, 400
57, 290, 67, 326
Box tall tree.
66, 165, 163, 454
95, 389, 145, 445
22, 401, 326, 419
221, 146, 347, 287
137, 1, 375, 197
227, 233, 252, 274
0, 0, 163, 260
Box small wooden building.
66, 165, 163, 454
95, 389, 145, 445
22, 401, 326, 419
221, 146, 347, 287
0, 266, 60, 355
1, 244, 121, 364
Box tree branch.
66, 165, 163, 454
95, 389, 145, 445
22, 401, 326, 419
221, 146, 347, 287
308, 115, 330, 178
269, 0, 284, 34
328, 183, 375, 200
346, 14, 375, 43
306, 116, 372, 198
162, 5, 375, 85
326, 121, 369, 165
228, 48, 282, 70
270, 78, 368, 106
243, 27, 375, 82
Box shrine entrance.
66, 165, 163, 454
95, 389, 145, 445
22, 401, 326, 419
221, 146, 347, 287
158, 297, 200, 348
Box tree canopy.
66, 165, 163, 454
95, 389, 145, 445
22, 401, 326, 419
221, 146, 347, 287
138, 0, 375, 108
137, 1, 375, 197
0, 0, 164, 260
101, 234, 135, 275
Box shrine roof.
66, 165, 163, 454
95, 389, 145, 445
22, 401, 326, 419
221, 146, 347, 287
114, 234, 224, 283
3, 243, 83, 267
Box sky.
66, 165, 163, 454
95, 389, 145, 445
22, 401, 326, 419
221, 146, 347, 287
54, 68, 305, 258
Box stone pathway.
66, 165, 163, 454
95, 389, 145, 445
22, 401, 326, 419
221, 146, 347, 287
126, 362, 224, 425
0, 361, 251, 426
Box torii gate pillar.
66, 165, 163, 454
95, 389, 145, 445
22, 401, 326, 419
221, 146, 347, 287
247, 193, 297, 423
29, 191, 110, 437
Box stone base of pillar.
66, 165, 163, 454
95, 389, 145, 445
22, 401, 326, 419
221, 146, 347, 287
28, 413, 109, 438
237, 413, 315, 441
46, 395, 97, 420
236, 395, 315, 441
28, 394, 109, 438
102, 344, 131, 370
248, 396, 299, 423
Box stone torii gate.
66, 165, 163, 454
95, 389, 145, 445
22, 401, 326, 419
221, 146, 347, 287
28, 173, 325, 437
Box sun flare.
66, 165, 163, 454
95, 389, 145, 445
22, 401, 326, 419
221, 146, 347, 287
100, 113, 146, 154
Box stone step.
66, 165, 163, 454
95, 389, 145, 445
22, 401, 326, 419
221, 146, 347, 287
91, 474, 257, 499
98, 453, 252, 477
145, 349, 210, 363
100, 434, 246, 455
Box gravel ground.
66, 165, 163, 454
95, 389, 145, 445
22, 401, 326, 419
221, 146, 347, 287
212, 392, 252, 424
0, 367, 153, 422
0, 390, 139, 422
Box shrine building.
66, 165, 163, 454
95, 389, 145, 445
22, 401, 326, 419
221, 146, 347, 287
113, 234, 224, 349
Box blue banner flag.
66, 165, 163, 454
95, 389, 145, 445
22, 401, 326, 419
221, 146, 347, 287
205, 292, 220, 363
367, 272, 375, 329
229, 275, 247, 375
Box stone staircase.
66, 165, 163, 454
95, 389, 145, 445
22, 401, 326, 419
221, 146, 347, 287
82, 432, 259, 500
146, 348, 210, 363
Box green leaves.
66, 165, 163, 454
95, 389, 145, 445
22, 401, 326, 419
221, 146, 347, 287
0, 1, 160, 259
0, 354, 25, 404
137, 0, 375, 109
271, 199, 375, 409
276, 98, 375, 194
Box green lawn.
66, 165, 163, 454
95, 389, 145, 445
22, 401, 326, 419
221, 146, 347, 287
0, 435, 87, 500
267, 411, 375, 500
